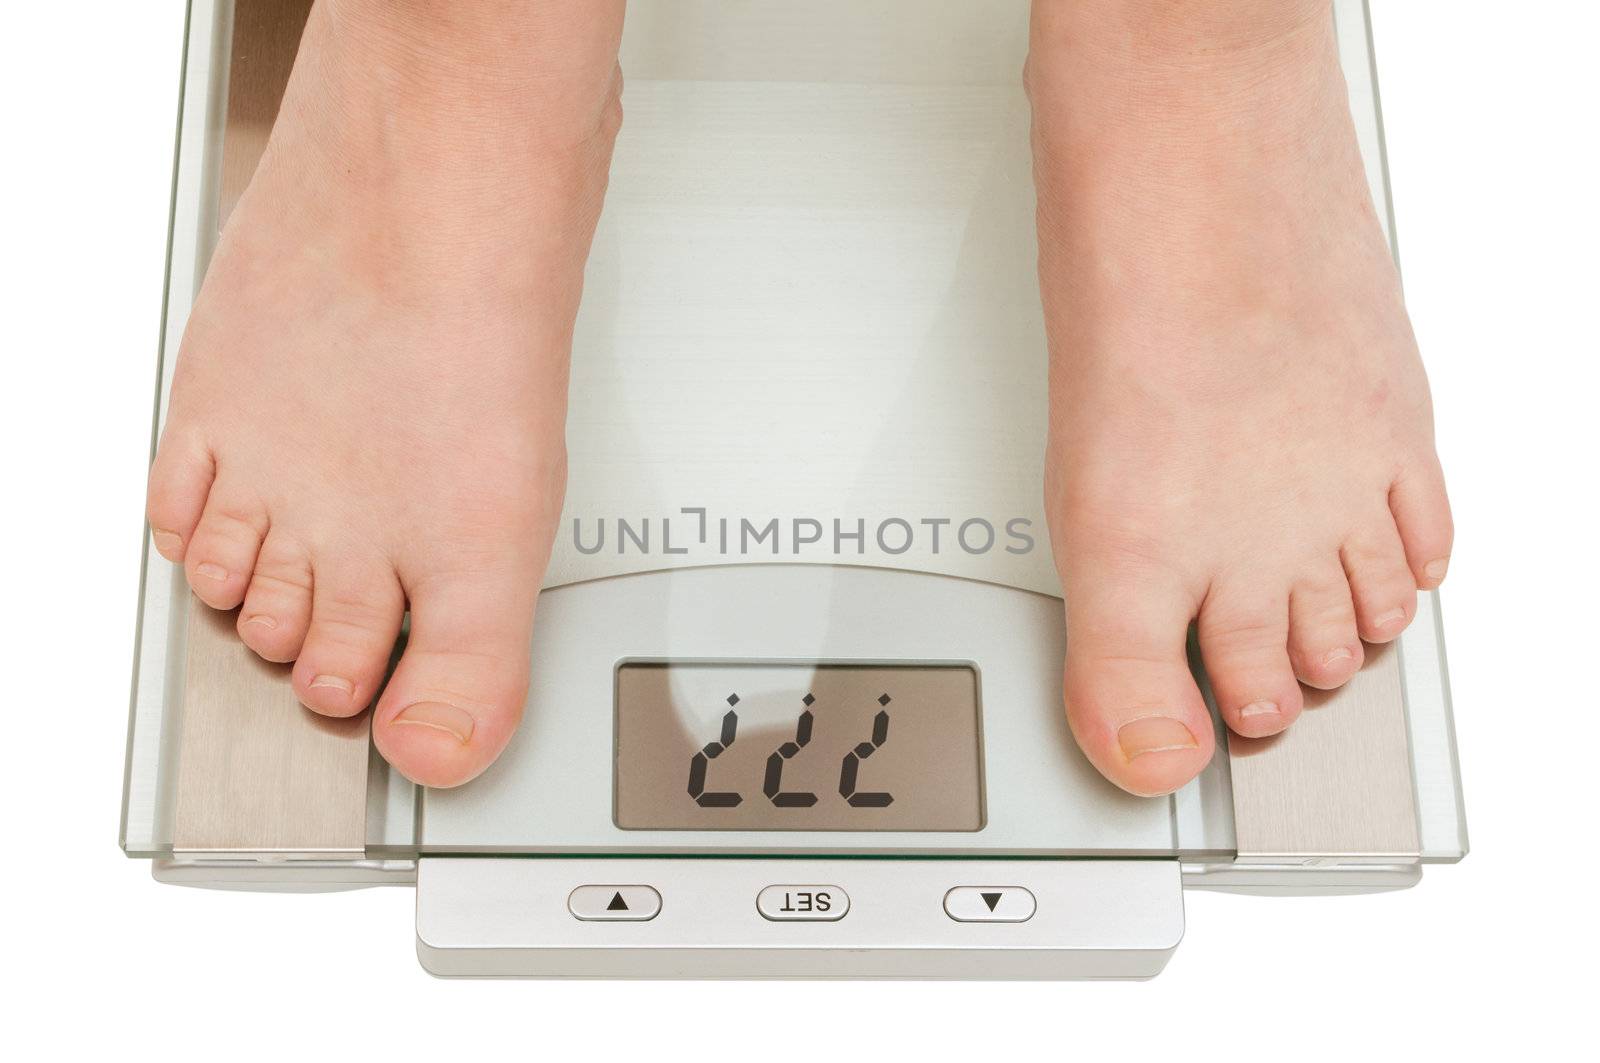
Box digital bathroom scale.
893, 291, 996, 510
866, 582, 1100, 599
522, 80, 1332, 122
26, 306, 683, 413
123, 0, 1467, 980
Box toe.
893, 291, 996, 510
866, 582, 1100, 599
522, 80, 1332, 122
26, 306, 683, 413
1389, 459, 1454, 590
1341, 517, 1418, 644
1287, 564, 1364, 689
236, 532, 314, 663
1061, 568, 1215, 797
146, 432, 214, 562
373, 574, 538, 788
1196, 586, 1303, 738
291, 563, 406, 718
182, 487, 268, 610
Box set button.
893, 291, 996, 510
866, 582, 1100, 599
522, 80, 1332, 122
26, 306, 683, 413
756, 884, 850, 921
568, 884, 662, 921
943, 886, 1036, 923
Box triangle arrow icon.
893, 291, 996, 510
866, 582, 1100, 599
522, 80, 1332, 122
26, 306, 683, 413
981, 892, 1002, 912
607, 892, 629, 911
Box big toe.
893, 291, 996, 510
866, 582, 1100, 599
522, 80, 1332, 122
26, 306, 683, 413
1062, 572, 1215, 796
372, 574, 538, 788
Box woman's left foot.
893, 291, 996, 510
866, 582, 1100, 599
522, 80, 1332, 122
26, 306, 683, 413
1028, 1, 1453, 795
146, 0, 625, 788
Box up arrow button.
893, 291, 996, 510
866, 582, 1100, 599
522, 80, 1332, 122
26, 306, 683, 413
944, 886, 1037, 923
569, 885, 662, 921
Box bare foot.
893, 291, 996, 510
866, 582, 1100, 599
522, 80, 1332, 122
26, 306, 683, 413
1027, 1, 1452, 795
146, 0, 624, 787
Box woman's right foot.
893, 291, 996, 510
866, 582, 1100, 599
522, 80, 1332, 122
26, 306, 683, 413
146, 0, 625, 787
1028, 1, 1452, 796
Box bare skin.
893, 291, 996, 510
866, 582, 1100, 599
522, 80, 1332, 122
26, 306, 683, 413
146, 0, 625, 787
147, 0, 1451, 797
1029, 0, 1452, 795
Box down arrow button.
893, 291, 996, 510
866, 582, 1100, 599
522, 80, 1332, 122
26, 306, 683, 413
944, 886, 1037, 923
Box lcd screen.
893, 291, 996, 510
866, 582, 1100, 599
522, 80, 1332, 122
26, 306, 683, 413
615, 662, 983, 831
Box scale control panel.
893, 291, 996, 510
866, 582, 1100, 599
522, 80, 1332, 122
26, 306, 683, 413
417, 857, 1185, 979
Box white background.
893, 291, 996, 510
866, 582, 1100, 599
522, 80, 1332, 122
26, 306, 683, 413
4, 2, 1595, 1057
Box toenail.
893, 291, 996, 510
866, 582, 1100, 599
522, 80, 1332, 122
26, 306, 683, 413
1424, 558, 1450, 583
194, 562, 228, 581
152, 529, 183, 555
310, 674, 354, 695
1322, 646, 1356, 669
1373, 607, 1407, 630
1117, 717, 1198, 761
1238, 701, 1279, 719
392, 702, 475, 744
242, 614, 277, 630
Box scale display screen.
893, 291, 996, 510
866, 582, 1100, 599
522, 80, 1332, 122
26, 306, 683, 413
615, 662, 984, 831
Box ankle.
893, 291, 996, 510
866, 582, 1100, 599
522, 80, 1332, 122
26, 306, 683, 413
1026, 0, 1339, 125
244, 1, 624, 305
1024, 0, 1356, 236
324, 0, 625, 75
1028, 0, 1331, 70
306, 0, 625, 153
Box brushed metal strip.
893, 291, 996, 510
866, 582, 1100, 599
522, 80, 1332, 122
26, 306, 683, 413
174, 605, 369, 855
172, 0, 368, 858
1228, 642, 1419, 863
